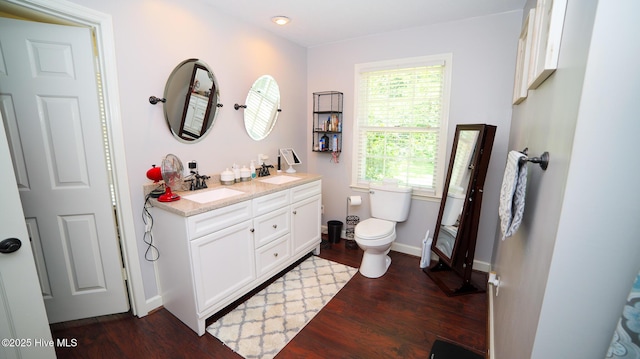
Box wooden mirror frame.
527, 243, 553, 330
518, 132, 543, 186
424, 124, 496, 296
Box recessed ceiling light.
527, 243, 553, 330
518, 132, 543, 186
271, 16, 290, 26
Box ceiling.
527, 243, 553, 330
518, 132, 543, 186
202, 0, 526, 47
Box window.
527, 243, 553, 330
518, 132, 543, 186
352, 54, 452, 197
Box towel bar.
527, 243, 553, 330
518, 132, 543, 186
519, 148, 549, 170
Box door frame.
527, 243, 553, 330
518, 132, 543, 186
4, 0, 148, 317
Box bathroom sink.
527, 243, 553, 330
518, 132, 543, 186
183, 188, 245, 204
259, 175, 300, 185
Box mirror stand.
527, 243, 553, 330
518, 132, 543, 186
424, 205, 486, 296
424, 261, 485, 296
424, 193, 486, 296
424, 124, 496, 297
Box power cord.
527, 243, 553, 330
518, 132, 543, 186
142, 190, 161, 261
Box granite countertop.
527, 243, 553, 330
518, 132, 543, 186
145, 173, 321, 217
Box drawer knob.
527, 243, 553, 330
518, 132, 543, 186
250, 228, 255, 233
272, 224, 278, 229
293, 211, 297, 215
273, 253, 278, 257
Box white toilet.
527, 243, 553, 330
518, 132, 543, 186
355, 182, 412, 278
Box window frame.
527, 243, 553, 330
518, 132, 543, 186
351, 54, 452, 199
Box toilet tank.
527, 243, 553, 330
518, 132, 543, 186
369, 183, 413, 222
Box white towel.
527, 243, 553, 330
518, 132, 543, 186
499, 151, 528, 239
420, 230, 431, 268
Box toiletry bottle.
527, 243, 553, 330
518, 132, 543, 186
327, 116, 332, 132
321, 134, 330, 151
332, 134, 338, 151
250, 160, 256, 179
233, 163, 240, 183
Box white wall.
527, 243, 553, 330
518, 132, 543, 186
531, 0, 640, 357
307, 11, 522, 263
67, 0, 308, 300
491, 0, 640, 358
491, 0, 597, 356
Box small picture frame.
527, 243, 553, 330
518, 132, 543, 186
527, 0, 569, 89
512, 8, 535, 105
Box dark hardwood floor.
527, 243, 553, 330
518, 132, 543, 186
51, 238, 487, 358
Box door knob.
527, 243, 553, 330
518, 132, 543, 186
0, 238, 22, 254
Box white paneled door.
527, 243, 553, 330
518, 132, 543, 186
0, 112, 55, 359
0, 17, 129, 323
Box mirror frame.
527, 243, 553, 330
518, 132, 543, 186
425, 124, 496, 296
163, 58, 221, 143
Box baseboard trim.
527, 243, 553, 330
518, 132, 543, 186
319, 228, 491, 273
391, 242, 490, 273
488, 284, 495, 359
144, 295, 163, 315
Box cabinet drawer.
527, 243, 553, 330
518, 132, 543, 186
253, 206, 290, 248
291, 180, 321, 202
252, 190, 290, 217
187, 200, 252, 240
255, 234, 291, 277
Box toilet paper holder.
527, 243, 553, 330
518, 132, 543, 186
345, 196, 361, 248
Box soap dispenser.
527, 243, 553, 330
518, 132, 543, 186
250, 160, 257, 179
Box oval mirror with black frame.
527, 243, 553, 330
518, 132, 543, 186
425, 124, 496, 297
243, 75, 280, 141
163, 59, 220, 143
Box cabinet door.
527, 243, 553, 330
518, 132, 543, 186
190, 220, 255, 313
291, 194, 321, 254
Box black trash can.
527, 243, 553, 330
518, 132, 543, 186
429, 340, 483, 359
327, 220, 343, 244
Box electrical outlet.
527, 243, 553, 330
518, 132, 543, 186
321, 204, 324, 215
488, 271, 500, 296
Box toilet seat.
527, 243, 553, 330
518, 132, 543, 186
355, 218, 395, 240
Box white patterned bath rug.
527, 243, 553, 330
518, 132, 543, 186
207, 256, 357, 359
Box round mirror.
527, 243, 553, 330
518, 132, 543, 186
163, 59, 220, 143
243, 75, 280, 140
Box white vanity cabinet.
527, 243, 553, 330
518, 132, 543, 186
151, 179, 321, 336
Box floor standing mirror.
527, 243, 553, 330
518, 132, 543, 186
424, 124, 496, 296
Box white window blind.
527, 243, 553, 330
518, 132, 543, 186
353, 55, 451, 197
